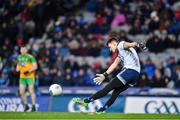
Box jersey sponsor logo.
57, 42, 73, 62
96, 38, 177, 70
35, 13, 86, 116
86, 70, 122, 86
145, 100, 179, 114
68, 99, 102, 112
20, 61, 26, 66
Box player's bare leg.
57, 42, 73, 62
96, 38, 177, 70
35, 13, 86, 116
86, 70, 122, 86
19, 84, 29, 111
28, 85, 36, 112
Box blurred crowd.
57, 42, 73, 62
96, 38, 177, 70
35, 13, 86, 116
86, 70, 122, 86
0, 0, 180, 88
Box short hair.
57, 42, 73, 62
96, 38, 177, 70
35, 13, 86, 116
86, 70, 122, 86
20, 45, 28, 49
20, 45, 28, 51
106, 37, 119, 46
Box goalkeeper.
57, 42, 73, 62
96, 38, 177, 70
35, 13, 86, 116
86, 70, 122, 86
16, 46, 38, 112
73, 38, 144, 113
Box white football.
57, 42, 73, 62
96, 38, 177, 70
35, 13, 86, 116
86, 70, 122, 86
49, 84, 62, 96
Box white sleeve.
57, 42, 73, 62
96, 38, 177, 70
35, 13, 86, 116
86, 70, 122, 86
117, 41, 125, 50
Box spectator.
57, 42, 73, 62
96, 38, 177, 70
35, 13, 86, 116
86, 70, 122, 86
137, 72, 149, 87
142, 58, 156, 79
0, 0, 180, 88
111, 11, 126, 28
151, 69, 166, 87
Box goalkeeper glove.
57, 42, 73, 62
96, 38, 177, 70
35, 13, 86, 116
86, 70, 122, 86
138, 42, 147, 50
93, 72, 109, 85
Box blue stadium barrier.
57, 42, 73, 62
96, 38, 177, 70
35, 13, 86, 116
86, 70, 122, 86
0, 87, 180, 113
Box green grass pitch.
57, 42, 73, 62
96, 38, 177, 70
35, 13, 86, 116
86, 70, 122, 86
0, 112, 179, 120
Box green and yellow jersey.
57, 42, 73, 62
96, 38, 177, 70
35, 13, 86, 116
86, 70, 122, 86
17, 54, 36, 79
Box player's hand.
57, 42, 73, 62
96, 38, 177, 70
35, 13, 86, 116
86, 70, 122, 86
138, 42, 147, 50
23, 71, 30, 75
93, 72, 108, 85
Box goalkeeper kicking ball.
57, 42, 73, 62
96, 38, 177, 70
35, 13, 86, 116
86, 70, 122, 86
49, 84, 62, 96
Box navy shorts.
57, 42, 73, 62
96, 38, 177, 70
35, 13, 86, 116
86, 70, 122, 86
116, 68, 140, 86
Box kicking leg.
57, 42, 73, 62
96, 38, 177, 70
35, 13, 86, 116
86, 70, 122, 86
72, 81, 114, 107
90, 77, 124, 101
73, 77, 123, 106
105, 85, 128, 108
97, 84, 129, 113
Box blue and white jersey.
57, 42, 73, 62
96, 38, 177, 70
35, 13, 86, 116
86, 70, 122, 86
117, 41, 140, 73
